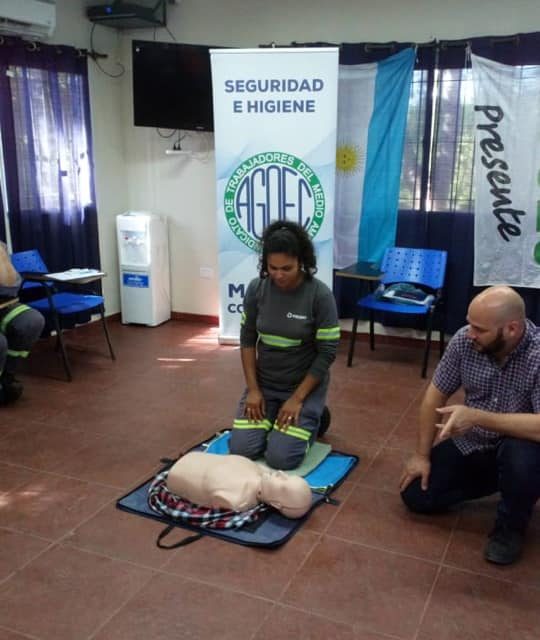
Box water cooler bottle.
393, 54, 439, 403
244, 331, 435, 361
116, 212, 171, 326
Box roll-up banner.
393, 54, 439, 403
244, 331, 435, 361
472, 54, 540, 287
211, 47, 339, 342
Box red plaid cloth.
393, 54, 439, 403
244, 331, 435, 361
148, 470, 266, 529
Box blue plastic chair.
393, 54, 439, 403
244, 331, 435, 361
347, 247, 448, 378
10, 249, 115, 381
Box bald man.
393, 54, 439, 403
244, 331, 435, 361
400, 286, 540, 565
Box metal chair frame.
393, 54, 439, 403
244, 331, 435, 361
347, 247, 448, 378
11, 249, 115, 381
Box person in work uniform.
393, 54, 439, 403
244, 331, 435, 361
0, 242, 44, 404
229, 220, 340, 470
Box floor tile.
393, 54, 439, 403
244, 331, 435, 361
0, 464, 39, 495
359, 447, 414, 492
163, 529, 319, 599
68, 503, 189, 570
0, 422, 102, 472
0, 628, 36, 639
444, 500, 540, 588
54, 435, 177, 489
329, 405, 402, 448
329, 485, 456, 561
0, 544, 152, 640
93, 572, 272, 640
334, 380, 421, 414
0, 473, 117, 539
419, 566, 540, 640
253, 605, 377, 640
283, 536, 438, 638
303, 481, 355, 533
0, 529, 50, 581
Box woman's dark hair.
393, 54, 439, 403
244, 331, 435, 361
258, 220, 317, 279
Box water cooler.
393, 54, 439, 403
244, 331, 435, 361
116, 212, 171, 326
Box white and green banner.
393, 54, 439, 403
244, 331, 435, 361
472, 54, 540, 287
211, 47, 339, 342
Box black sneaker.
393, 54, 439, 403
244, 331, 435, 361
484, 524, 524, 565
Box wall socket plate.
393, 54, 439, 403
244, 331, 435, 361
199, 267, 214, 279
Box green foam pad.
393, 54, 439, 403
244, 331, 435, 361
255, 441, 332, 477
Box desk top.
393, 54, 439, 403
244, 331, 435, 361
20, 271, 106, 285
335, 261, 383, 281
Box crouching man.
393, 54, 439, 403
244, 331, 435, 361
400, 286, 540, 565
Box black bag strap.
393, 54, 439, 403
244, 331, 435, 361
156, 524, 204, 549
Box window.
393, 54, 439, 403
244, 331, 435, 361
399, 61, 537, 215
0, 39, 100, 270
399, 67, 476, 213
399, 69, 428, 211
10, 66, 92, 215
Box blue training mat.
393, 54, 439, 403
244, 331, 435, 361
116, 431, 358, 548
205, 431, 355, 490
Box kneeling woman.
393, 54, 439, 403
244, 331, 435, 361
229, 220, 340, 470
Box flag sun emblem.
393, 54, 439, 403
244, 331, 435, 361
336, 143, 363, 174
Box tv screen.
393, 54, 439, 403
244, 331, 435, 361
132, 40, 214, 132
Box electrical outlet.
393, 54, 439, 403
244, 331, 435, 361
199, 267, 214, 279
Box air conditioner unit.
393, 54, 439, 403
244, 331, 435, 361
0, 0, 56, 40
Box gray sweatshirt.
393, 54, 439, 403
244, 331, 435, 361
240, 276, 340, 392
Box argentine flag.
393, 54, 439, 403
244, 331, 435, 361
334, 48, 415, 268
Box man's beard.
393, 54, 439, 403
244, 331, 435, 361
472, 328, 505, 355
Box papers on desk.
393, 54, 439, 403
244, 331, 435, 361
45, 268, 105, 281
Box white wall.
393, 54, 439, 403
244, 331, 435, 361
51, 0, 126, 314
52, 0, 540, 317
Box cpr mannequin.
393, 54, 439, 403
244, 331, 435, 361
166, 451, 313, 519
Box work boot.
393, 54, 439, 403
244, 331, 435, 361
484, 523, 524, 565
318, 406, 331, 438
0, 374, 24, 405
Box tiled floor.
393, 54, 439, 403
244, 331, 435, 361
1, 319, 539, 640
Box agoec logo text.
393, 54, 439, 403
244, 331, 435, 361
224, 152, 325, 250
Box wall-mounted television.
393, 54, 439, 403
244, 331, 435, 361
132, 40, 214, 132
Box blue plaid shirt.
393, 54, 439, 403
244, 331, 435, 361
433, 319, 540, 454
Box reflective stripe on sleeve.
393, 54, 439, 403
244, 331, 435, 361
316, 326, 340, 341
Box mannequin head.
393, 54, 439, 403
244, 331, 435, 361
259, 470, 312, 518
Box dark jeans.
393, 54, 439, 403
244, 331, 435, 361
401, 437, 540, 533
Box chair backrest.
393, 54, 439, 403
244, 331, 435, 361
380, 247, 447, 290
10, 249, 48, 274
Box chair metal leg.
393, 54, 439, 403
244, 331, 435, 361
44, 288, 72, 381
422, 312, 434, 379
56, 329, 73, 382
99, 306, 116, 361
347, 312, 359, 367
369, 310, 375, 351
439, 326, 445, 359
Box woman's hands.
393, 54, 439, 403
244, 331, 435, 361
276, 396, 303, 430
244, 388, 265, 422
244, 384, 306, 431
